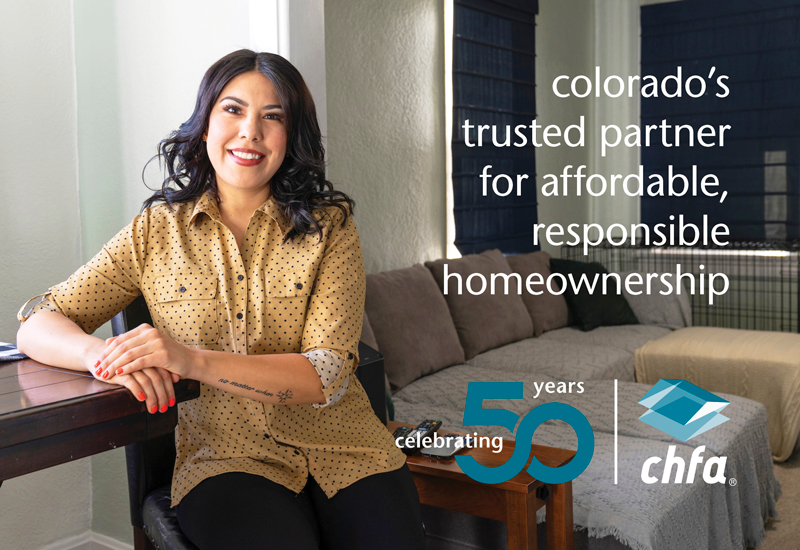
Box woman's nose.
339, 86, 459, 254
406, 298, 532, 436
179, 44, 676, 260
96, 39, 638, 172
239, 115, 262, 142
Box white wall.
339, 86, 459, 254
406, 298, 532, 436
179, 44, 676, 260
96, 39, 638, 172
590, 0, 683, 232
325, 0, 447, 273
535, 0, 596, 256
0, 2, 93, 549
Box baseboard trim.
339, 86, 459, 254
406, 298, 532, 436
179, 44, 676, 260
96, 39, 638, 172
35, 530, 133, 550
89, 532, 134, 550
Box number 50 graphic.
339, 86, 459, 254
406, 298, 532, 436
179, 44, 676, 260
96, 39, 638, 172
455, 382, 595, 484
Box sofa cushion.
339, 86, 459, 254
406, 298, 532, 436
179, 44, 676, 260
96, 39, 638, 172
506, 251, 570, 336
425, 249, 534, 360
365, 264, 465, 391
539, 325, 672, 354
465, 337, 635, 382
550, 258, 639, 331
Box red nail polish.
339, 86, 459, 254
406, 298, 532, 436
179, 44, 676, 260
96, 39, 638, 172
94, 360, 101, 368
138, 392, 146, 401
116, 368, 124, 375
169, 398, 176, 407
150, 405, 157, 414
160, 404, 168, 413
95, 368, 102, 375
102, 371, 109, 379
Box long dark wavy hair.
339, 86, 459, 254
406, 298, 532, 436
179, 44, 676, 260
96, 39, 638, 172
142, 49, 354, 243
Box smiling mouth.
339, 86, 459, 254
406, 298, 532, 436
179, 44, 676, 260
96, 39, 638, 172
227, 149, 266, 166
229, 150, 265, 160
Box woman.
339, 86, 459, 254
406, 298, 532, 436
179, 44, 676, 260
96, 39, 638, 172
17, 49, 424, 549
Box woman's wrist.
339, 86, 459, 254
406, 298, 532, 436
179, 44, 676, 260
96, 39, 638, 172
186, 347, 207, 381
81, 338, 108, 373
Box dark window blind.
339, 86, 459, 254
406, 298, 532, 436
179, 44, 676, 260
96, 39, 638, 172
452, 0, 539, 255
640, 0, 800, 240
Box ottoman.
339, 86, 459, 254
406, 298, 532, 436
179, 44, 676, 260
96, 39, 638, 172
635, 326, 800, 461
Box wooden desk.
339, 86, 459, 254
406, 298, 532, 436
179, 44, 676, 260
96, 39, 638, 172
0, 358, 199, 486
388, 421, 576, 550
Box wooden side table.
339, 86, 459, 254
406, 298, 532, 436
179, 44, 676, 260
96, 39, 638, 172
388, 421, 575, 550
0, 358, 200, 486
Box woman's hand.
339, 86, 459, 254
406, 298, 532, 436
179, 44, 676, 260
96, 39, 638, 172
95, 324, 196, 401
90, 362, 177, 414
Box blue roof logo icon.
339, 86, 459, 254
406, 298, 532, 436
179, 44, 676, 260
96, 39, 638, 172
638, 379, 729, 441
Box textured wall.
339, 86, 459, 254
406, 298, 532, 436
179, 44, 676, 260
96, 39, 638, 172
325, 0, 595, 266
0, 1, 92, 548
325, 0, 447, 273
535, 0, 595, 256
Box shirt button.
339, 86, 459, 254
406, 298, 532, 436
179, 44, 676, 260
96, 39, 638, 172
237, 313, 243, 320
237, 274, 244, 281
179, 286, 186, 293
294, 450, 300, 455
348, 352, 354, 359
295, 283, 303, 290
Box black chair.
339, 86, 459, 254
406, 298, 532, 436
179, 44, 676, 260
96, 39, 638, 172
112, 295, 388, 550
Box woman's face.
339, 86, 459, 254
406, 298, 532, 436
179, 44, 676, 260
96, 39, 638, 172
206, 71, 288, 196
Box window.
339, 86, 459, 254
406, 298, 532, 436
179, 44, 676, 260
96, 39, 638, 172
641, 0, 800, 241
449, 0, 539, 255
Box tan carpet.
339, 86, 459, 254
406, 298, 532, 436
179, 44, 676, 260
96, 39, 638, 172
754, 448, 800, 549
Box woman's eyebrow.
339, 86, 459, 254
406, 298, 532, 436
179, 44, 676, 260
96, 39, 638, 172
219, 96, 282, 110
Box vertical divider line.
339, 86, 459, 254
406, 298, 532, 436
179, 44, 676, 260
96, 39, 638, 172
614, 378, 618, 485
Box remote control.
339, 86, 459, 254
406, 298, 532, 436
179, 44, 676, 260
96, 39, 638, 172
391, 425, 414, 454
394, 419, 443, 455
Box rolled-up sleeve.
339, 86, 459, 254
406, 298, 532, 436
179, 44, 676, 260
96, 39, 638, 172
302, 349, 349, 408
17, 213, 148, 334
300, 208, 365, 404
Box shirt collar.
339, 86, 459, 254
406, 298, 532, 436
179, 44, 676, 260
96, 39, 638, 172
188, 190, 293, 236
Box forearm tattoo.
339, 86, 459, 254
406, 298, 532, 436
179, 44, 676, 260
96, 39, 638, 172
218, 378, 274, 398
216, 378, 294, 403
276, 389, 293, 403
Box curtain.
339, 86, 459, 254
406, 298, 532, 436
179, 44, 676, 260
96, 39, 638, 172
641, 0, 800, 241
452, 0, 539, 254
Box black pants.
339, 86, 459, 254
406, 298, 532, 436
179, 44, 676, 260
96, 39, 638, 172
176, 464, 425, 550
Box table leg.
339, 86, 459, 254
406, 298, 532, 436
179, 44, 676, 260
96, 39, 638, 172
546, 481, 574, 550
506, 490, 539, 550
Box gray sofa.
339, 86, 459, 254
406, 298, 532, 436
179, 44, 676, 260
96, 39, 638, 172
360, 249, 779, 550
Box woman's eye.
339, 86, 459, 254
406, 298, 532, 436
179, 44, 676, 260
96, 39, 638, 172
264, 113, 282, 121
223, 105, 241, 114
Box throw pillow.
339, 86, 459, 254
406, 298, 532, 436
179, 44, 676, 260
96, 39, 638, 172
365, 264, 465, 391
506, 251, 570, 336
425, 249, 534, 360
617, 270, 692, 329
550, 258, 639, 331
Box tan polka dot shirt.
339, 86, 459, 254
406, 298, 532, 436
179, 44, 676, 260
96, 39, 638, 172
18, 191, 405, 507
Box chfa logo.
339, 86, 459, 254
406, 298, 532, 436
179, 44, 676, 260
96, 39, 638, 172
638, 379, 729, 484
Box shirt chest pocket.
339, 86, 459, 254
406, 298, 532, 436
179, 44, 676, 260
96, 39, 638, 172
263, 269, 313, 348
153, 273, 221, 346
265, 270, 313, 298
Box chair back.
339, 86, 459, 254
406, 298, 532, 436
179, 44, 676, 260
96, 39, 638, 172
112, 296, 177, 530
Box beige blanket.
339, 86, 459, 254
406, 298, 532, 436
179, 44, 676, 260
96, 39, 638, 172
635, 326, 800, 461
